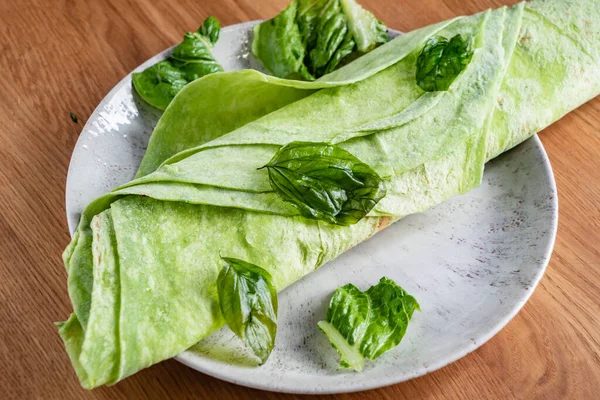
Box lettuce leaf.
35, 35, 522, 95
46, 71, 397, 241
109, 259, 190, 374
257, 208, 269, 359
340, 0, 387, 52
252, 0, 387, 80
318, 278, 419, 371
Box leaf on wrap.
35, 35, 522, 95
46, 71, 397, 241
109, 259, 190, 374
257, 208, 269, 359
132, 16, 224, 110
252, 0, 387, 80
416, 34, 473, 92
262, 142, 386, 226
217, 257, 278, 364
318, 277, 420, 371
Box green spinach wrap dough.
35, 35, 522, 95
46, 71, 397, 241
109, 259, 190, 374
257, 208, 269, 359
59, 0, 600, 388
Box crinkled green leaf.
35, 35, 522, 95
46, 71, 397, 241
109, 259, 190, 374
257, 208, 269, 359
309, 6, 348, 74
263, 142, 386, 225
217, 257, 278, 364
340, 0, 387, 52
132, 16, 223, 109
318, 277, 420, 371
416, 34, 473, 92
251, 2, 313, 80
323, 29, 356, 74
252, 0, 387, 80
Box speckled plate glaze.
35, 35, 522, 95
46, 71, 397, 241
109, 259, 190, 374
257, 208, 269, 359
66, 21, 558, 394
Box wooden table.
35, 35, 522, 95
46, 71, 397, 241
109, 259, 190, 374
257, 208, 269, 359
1, 0, 599, 398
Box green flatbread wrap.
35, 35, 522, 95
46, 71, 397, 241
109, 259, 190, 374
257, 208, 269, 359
59, 0, 600, 388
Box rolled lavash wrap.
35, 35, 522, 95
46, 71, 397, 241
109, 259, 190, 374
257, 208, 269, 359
59, 0, 600, 388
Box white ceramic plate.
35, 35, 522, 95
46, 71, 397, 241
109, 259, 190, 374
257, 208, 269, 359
66, 21, 558, 394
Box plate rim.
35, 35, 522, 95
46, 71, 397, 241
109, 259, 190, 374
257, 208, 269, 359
65, 20, 558, 395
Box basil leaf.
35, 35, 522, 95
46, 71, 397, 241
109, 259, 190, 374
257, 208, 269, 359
416, 34, 473, 92
217, 257, 278, 364
131, 61, 187, 110
132, 17, 224, 110
252, 0, 387, 80
263, 142, 386, 226
318, 277, 420, 371
198, 16, 220, 45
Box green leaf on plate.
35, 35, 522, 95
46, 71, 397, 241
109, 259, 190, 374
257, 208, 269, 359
198, 16, 221, 45
132, 16, 224, 110
251, 0, 387, 80
416, 34, 473, 92
217, 257, 278, 364
340, 0, 387, 53
318, 277, 420, 371
250, 1, 314, 80
262, 142, 386, 226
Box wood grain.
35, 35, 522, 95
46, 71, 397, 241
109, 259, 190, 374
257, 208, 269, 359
0, 0, 599, 398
